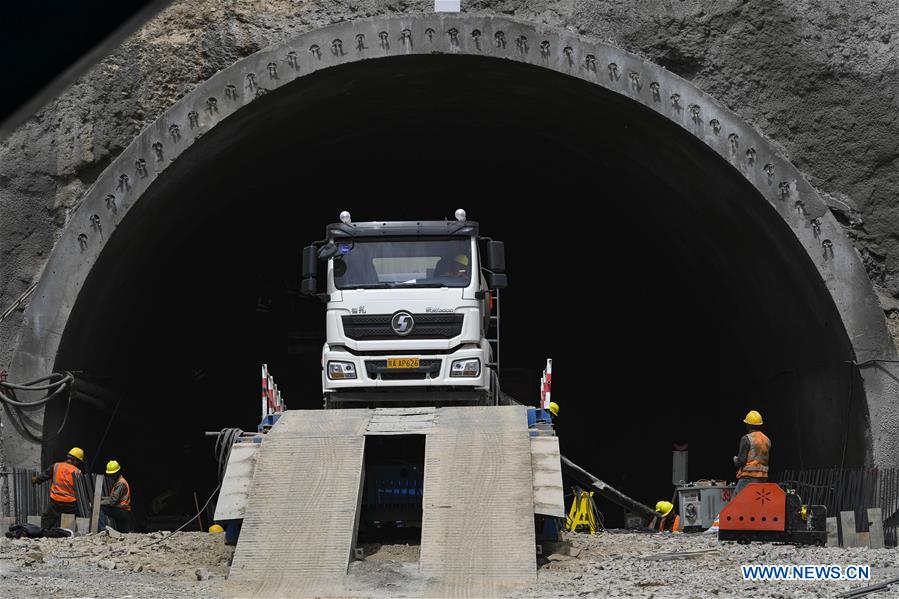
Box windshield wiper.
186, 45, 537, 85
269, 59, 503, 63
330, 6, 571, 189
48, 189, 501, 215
339, 283, 393, 290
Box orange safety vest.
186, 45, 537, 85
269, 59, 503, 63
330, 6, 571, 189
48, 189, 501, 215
112, 476, 132, 511
737, 431, 771, 479
50, 462, 79, 503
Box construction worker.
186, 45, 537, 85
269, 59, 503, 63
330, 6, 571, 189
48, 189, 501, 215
32, 447, 83, 530
435, 253, 470, 279
733, 410, 771, 497
653, 500, 680, 532
100, 460, 132, 532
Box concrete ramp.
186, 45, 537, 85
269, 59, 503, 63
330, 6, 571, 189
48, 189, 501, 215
228, 410, 368, 581
419, 405, 537, 580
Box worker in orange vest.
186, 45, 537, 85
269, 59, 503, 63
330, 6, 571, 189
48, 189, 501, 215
653, 500, 680, 532
32, 447, 84, 530
100, 460, 132, 532
733, 410, 771, 497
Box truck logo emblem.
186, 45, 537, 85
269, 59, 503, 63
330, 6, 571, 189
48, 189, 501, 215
391, 312, 415, 336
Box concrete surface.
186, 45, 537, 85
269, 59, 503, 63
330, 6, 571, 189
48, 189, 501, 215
419, 405, 536, 580
228, 410, 366, 581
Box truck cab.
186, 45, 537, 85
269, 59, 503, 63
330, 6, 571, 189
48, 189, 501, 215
301, 210, 507, 408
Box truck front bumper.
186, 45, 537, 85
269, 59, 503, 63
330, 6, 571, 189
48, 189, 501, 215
322, 346, 489, 393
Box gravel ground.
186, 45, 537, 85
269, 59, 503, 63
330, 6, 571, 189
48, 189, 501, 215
0, 530, 232, 598
516, 531, 899, 599
1, 530, 896, 598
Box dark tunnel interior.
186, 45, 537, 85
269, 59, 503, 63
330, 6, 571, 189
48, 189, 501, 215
47, 54, 869, 529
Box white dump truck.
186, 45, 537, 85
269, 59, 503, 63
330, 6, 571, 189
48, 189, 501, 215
300, 209, 507, 408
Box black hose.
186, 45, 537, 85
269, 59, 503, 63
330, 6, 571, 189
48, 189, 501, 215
0, 371, 75, 443
213, 428, 243, 483
0, 372, 73, 406
0, 381, 70, 408
1, 372, 74, 391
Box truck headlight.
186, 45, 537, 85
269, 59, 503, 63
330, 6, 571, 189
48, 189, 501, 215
450, 359, 480, 377
327, 361, 357, 380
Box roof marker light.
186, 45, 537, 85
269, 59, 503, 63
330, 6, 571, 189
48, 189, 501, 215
455, 208, 466, 222
339, 211, 352, 224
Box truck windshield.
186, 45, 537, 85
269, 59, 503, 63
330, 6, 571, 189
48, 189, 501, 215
333, 237, 472, 290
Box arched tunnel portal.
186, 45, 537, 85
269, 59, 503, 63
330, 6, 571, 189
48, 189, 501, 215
7, 16, 897, 528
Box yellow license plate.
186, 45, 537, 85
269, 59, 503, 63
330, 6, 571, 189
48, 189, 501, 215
387, 358, 420, 369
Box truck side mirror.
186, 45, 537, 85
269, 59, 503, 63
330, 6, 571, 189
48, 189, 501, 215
485, 241, 506, 273
302, 245, 318, 279
300, 278, 318, 296
486, 272, 507, 289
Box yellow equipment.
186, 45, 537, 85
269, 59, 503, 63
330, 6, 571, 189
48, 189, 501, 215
566, 489, 598, 534
209, 524, 225, 533
743, 410, 763, 425
549, 401, 559, 417
67, 447, 85, 461
655, 500, 674, 517
105, 460, 121, 474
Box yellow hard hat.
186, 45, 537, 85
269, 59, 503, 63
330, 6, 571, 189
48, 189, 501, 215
743, 410, 763, 426
655, 501, 674, 517
208, 524, 225, 533
548, 402, 559, 417
453, 254, 469, 267
67, 447, 85, 462
105, 460, 121, 475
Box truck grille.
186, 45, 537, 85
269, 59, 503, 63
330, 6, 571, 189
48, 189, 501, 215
342, 314, 464, 340
365, 359, 442, 381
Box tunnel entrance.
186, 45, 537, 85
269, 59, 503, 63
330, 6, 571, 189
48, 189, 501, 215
37, 52, 870, 529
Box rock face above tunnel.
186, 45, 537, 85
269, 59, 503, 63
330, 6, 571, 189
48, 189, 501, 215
0, 1, 897, 472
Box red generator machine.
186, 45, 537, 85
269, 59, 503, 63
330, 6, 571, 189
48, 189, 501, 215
718, 483, 827, 545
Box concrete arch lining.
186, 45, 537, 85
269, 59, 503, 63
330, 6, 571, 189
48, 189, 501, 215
7, 15, 897, 469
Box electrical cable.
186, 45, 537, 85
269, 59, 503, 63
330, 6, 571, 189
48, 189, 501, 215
1, 373, 74, 391
0, 373, 73, 406
87, 399, 121, 475
61, 482, 223, 559
214, 428, 243, 483
0, 370, 75, 443
136, 482, 222, 550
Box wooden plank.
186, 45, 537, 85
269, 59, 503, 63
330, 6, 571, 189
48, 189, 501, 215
229, 411, 366, 581
90, 474, 103, 533
420, 406, 536, 581
840, 511, 858, 547
366, 407, 436, 434
530, 436, 565, 518
826, 517, 839, 547
213, 443, 260, 521
867, 507, 885, 549
857, 532, 870, 547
